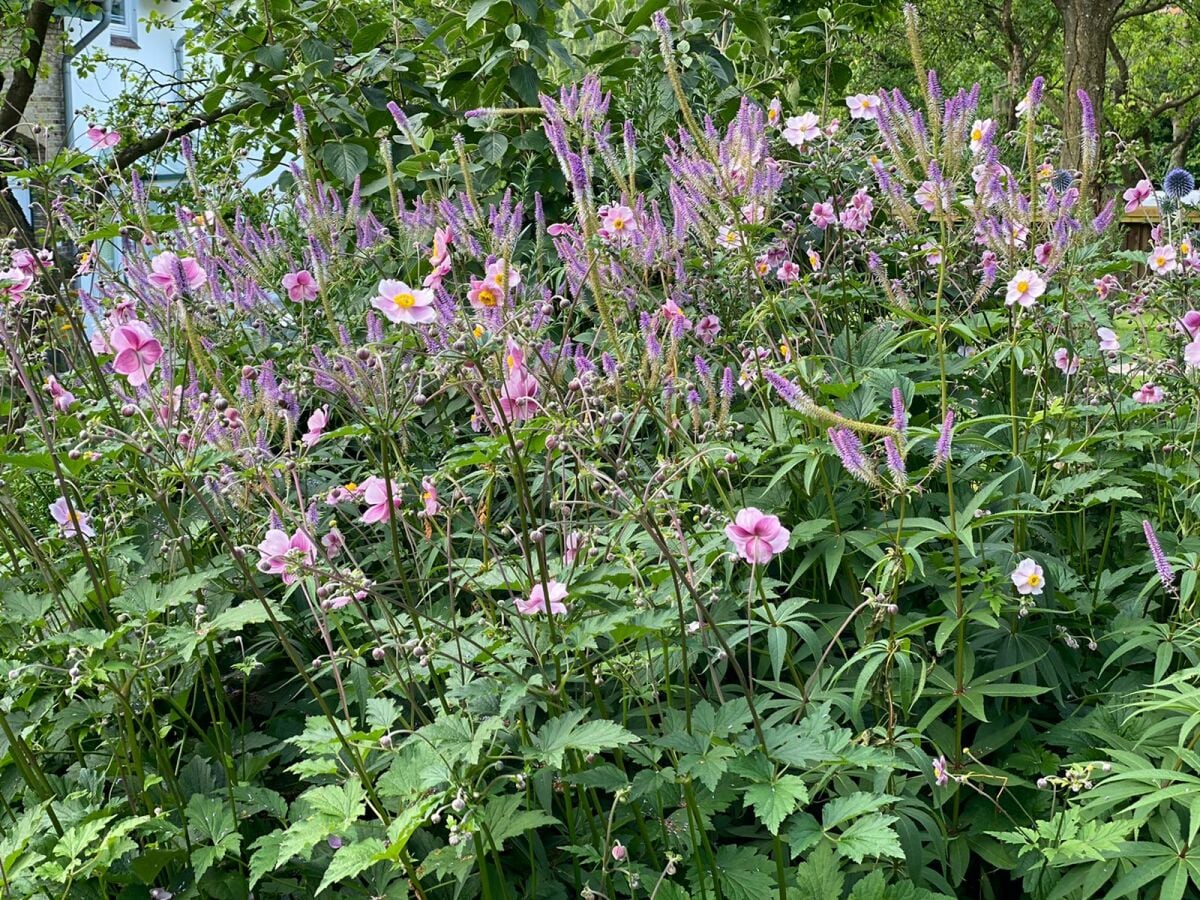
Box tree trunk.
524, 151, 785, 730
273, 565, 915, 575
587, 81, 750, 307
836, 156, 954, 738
1057, 0, 1120, 174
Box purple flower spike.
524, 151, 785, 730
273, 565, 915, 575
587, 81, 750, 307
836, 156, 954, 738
1143, 521, 1176, 590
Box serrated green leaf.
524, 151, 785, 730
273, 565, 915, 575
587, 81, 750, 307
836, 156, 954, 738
316, 838, 386, 895
745, 775, 809, 835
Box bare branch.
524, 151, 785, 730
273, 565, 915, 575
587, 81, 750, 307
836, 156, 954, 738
112, 98, 256, 170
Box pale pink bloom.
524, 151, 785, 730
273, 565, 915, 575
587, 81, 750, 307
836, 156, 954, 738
85, 125, 120, 149
322, 529, 345, 557
839, 190, 873, 232
1005, 269, 1046, 308
45, 375, 75, 413
112, 297, 137, 322
420, 478, 440, 517
695, 315, 721, 345
1123, 178, 1154, 213
371, 279, 436, 324
1185, 340, 1200, 368
467, 277, 504, 310
782, 112, 821, 148
485, 258, 521, 291
89, 320, 114, 354
148, 252, 206, 297
921, 242, 942, 267
776, 260, 800, 282
809, 200, 836, 230
600, 205, 638, 238
1005, 220, 1029, 247
497, 354, 541, 423
1133, 383, 1165, 404
725, 507, 790, 564
932, 754, 950, 786
914, 181, 939, 214
156, 384, 182, 428
301, 406, 328, 448
1177, 310, 1200, 338
515, 579, 569, 616
766, 98, 782, 127
824, 119, 840, 137
806, 248, 821, 271
360, 476, 403, 524
1034, 241, 1054, 267
423, 256, 451, 288
742, 203, 766, 225
1097, 327, 1119, 352
754, 254, 771, 277
0, 267, 33, 300
546, 222, 575, 238
1011, 558, 1045, 595
110, 321, 163, 387
1148, 245, 1177, 276
564, 531, 583, 564
1053, 348, 1079, 375
716, 225, 742, 249
256, 528, 317, 585
281, 270, 318, 302
661, 298, 692, 331
969, 118, 993, 153
1094, 274, 1120, 299
11, 249, 34, 272
49, 497, 95, 539
429, 226, 453, 268
12, 248, 51, 273
845, 93, 880, 120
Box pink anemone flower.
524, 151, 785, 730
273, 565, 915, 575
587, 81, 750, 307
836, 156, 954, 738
725, 508, 790, 564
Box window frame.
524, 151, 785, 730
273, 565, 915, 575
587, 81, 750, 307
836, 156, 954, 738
109, 0, 137, 40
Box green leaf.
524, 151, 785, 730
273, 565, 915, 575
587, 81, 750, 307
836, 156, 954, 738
745, 775, 809, 835
821, 793, 895, 829
466, 0, 503, 29
321, 142, 369, 184
528, 712, 639, 768
714, 845, 774, 900
478, 132, 509, 164
478, 793, 558, 851
835, 814, 904, 863
316, 839, 386, 895
208, 599, 287, 633
303, 779, 366, 828
509, 62, 540, 106
795, 843, 843, 900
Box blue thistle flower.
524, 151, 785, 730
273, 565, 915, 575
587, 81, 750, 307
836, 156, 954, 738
1050, 169, 1074, 193
1164, 168, 1195, 202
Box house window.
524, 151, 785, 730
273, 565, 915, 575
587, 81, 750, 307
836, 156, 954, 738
110, 0, 137, 39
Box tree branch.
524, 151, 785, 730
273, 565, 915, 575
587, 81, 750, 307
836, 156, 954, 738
0, 1, 56, 136
1114, 0, 1171, 24
112, 98, 256, 169
1148, 86, 1200, 119
1108, 36, 1129, 99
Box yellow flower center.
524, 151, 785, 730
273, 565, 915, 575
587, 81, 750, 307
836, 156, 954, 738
1027, 574, 1041, 586
345, 482, 358, 491
393, 291, 415, 309
1157, 256, 1167, 267
477, 288, 498, 307
972, 128, 982, 142
1017, 280, 1029, 293
472, 324, 484, 338
612, 217, 626, 231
